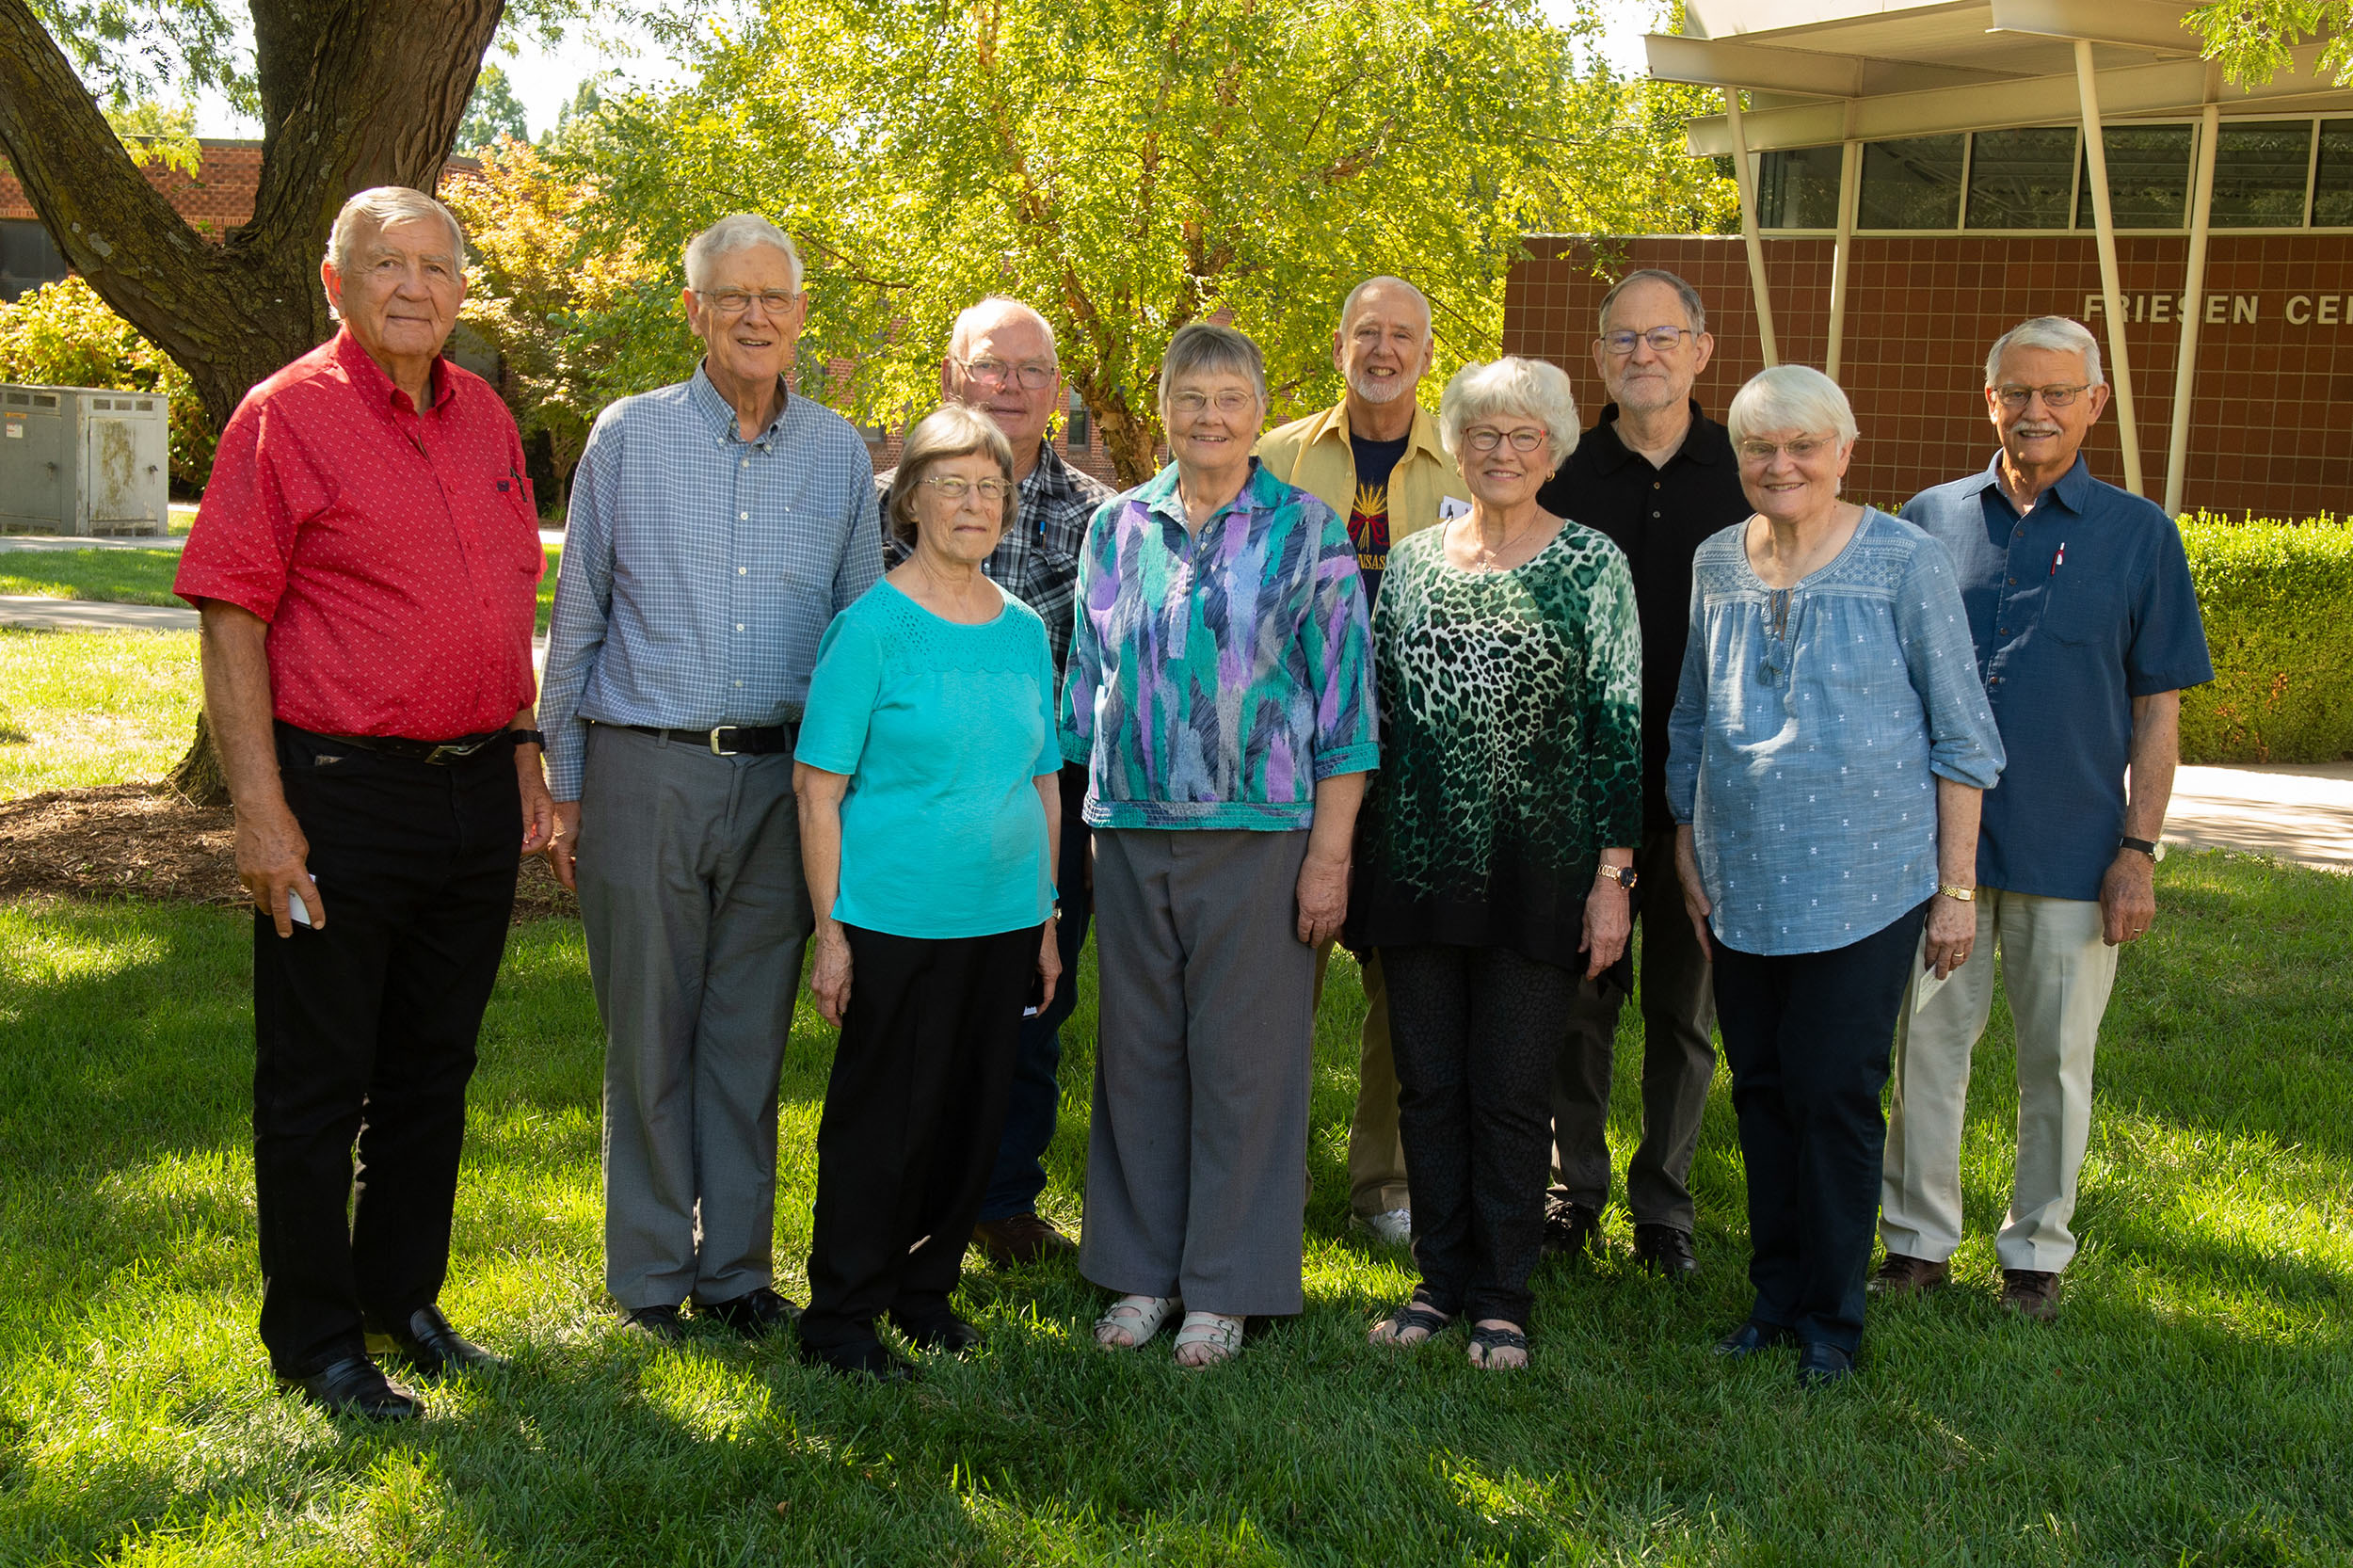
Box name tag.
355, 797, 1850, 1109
1438, 496, 1473, 521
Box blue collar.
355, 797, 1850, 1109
1140, 456, 1273, 530
1968, 451, 2097, 518
688, 363, 792, 445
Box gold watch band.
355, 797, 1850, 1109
1938, 883, 1977, 902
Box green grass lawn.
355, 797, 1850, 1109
0, 629, 201, 796
2, 852, 2348, 1564
0, 547, 564, 632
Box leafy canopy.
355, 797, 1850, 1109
2185, 0, 2353, 88
459, 63, 532, 152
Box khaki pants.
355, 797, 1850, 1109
1313, 946, 1410, 1218
1879, 889, 2119, 1274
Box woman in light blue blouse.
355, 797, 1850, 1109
1666, 365, 2004, 1389
792, 405, 1064, 1381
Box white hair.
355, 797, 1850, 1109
1158, 323, 1267, 410
1986, 315, 2105, 389
1339, 275, 1432, 335
326, 186, 466, 280
1436, 358, 1581, 467
949, 296, 1058, 361
1726, 364, 1859, 448
683, 214, 805, 293
1598, 268, 1707, 338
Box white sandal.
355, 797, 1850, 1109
1173, 1310, 1243, 1368
1094, 1294, 1178, 1349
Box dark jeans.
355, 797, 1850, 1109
978, 763, 1093, 1224
1711, 900, 1930, 1354
1551, 824, 1717, 1230
799, 922, 1037, 1350
1383, 942, 1580, 1327
253, 724, 520, 1378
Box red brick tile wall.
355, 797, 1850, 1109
1505, 235, 2353, 520
1, 140, 264, 234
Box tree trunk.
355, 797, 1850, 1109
166, 709, 232, 808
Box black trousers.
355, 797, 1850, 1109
254, 724, 520, 1378
1711, 900, 1930, 1354
799, 922, 1037, 1351
1382, 942, 1580, 1327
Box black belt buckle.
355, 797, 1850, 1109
708, 726, 740, 757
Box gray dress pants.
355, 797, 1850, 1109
578, 723, 813, 1310
1080, 827, 1316, 1317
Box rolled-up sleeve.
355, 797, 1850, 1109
539, 406, 622, 801
1897, 536, 2007, 791
1664, 577, 1708, 824
1300, 497, 1379, 778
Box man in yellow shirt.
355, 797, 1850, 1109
1256, 275, 1465, 1246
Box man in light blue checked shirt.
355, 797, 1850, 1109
541, 214, 883, 1345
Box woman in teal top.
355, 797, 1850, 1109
792, 405, 1064, 1380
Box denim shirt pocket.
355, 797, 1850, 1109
2043, 559, 2126, 647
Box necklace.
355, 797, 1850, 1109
1464, 513, 1537, 571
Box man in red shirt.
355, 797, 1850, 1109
174, 186, 553, 1420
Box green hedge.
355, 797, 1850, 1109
2179, 512, 2353, 764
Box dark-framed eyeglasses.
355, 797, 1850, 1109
1463, 426, 1546, 454
1602, 326, 1693, 357
1993, 383, 2090, 411
956, 355, 1057, 391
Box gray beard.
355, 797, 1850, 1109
1349, 372, 1408, 405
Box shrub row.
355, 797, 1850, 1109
2179, 512, 2353, 765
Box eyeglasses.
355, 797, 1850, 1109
1737, 436, 1837, 464
1463, 426, 1546, 454
694, 288, 800, 315
1993, 383, 2090, 410
1167, 389, 1259, 416
920, 474, 1014, 504
957, 355, 1057, 391
1602, 326, 1693, 357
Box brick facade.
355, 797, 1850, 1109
1, 139, 264, 233
1504, 235, 2353, 520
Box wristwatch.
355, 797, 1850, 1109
508, 728, 547, 748
1938, 883, 1977, 902
1596, 865, 1639, 891
2120, 836, 2160, 860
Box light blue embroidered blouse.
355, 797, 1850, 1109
1665, 507, 2005, 956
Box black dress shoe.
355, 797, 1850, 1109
622, 1304, 688, 1343
1542, 1197, 1603, 1258
1796, 1341, 1855, 1387
895, 1313, 984, 1355
277, 1354, 421, 1420
799, 1336, 918, 1383
700, 1287, 801, 1340
1711, 1320, 1798, 1358
364, 1305, 505, 1379
1634, 1224, 1701, 1282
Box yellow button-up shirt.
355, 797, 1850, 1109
1253, 399, 1465, 558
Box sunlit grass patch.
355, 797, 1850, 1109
0, 628, 200, 797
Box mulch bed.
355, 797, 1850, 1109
0, 782, 579, 921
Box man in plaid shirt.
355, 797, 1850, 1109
878, 296, 1113, 1262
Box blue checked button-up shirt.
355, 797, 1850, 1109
541, 368, 885, 799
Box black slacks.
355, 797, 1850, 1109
1711, 900, 1930, 1354
1383, 942, 1580, 1327
798, 922, 1038, 1351
254, 724, 520, 1378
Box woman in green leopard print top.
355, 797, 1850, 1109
1347, 358, 1643, 1372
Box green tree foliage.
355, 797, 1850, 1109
0, 274, 216, 488
2185, 0, 2352, 88
587, 0, 1733, 483
103, 97, 201, 176
459, 62, 531, 152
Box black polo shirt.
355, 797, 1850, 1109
1536, 400, 1751, 836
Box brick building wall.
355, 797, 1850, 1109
1504, 235, 2353, 520
1, 139, 264, 232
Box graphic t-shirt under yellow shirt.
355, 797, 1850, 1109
1347, 430, 1411, 605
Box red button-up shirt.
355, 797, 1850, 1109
175, 331, 543, 740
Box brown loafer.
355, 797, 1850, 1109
971, 1213, 1077, 1267
2001, 1268, 2062, 1321
1867, 1252, 1951, 1297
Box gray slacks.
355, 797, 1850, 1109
578, 723, 813, 1310
1080, 827, 1316, 1317
1551, 824, 1717, 1231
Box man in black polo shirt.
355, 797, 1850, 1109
1533, 268, 1749, 1279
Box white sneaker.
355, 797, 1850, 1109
1352, 1208, 1413, 1248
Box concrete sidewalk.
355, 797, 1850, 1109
2166, 762, 2353, 873
0, 594, 197, 632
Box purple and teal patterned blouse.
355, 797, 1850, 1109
1060, 459, 1378, 831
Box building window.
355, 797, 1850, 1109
1968, 127, 2077, 229
2313, 119, 2353, 228
2074, 125, 2193, 230
2211, 121, 2314, 227
0, 219, 69, 302
1757, 144, 1844, 229
1858, 136, 1964, 229
1065, 394, 1090, 450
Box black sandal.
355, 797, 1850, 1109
1370, 1299, 1454, 1347
1466, 1322, 1530, 1370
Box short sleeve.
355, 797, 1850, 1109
172, 395, 322, 619
2127, 517, 2216, 696
793, 610, 886, 776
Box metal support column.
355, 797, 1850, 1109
1826, 137, 1861, 381
2164, 103, 2221, 517
2073, 39, 2143, 494
1723, 87, 1781, 368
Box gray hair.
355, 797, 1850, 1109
949, 296, 1058, 361
1726, 364, 1859, 447
684, 214, 805, 294
1985, 315, 2105, 389
885, 405, 1016, 548
326, 186, 466, 280
1339, 275, 1432, 335
1437, 358, 1581, 468
1596, 267, 1707, 338
1158, 322, 1267, 412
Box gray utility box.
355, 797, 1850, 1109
0, 382, 170, 536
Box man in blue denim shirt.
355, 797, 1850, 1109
1875, 316, 2212, 1323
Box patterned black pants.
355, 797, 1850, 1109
1382, 942, 1580, 1326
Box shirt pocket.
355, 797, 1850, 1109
2043, 560, 2125, 647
